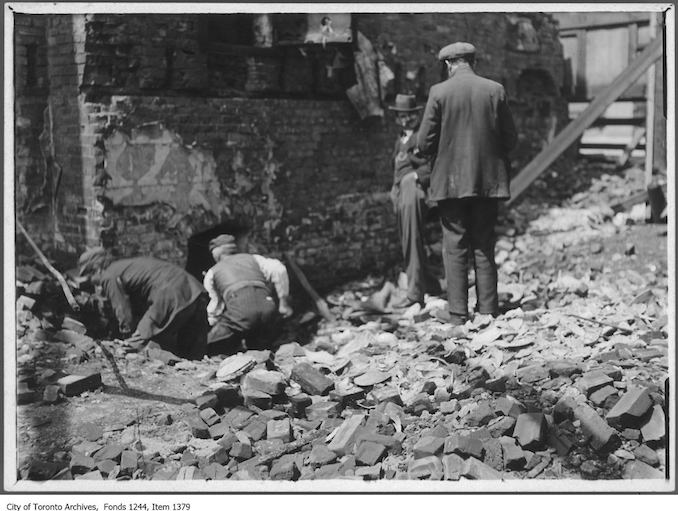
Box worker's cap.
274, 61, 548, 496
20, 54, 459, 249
78, 246, 110, 276
438, 42, 476, 61
388, 94, 423, 112
209, 234, 236, 251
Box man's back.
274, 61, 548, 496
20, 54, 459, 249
418, 66, 517, 201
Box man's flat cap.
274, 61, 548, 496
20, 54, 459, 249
438, 42, 476, 61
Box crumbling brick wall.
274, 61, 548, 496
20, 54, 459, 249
15, 12, 568, 287
14, 14, 50, 245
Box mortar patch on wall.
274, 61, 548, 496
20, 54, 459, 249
102, 122, 224, 216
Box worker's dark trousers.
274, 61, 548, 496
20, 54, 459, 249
207, 286, 278, 355
438, 198, 499, 319
395, 178, 440, 302
147, 294, 209, 360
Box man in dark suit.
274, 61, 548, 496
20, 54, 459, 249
388, 94, 441, 308
417, 42, 517, 325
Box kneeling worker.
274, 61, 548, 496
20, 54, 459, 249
203, 235, 293, 354
78, 248, 209, 359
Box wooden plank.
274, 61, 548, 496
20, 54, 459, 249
507, 36, 662, 205
285, 254, 336, 321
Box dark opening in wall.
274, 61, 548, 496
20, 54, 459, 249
185, 220, 253, 281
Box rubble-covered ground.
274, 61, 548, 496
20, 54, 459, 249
14, 161, 669, 483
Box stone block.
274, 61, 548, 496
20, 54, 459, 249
270, 454, 300, 480
493, 396, 525, 418
499, 436, 526, 470
222, 406, 254, 429
266, 418, 292, 443
444, 435, 485, 459
195, 393, 219, 410
405, 393, 435, 415
185, 414, 210, 439
291, 362, 334, 395
93, 443, 123, 462
513, 413, 546, 450
462, 457, 503, 480
75, 470, 103, 480
465, 401, 497, 427
242, 418, 267, 442
208, 422, 230, 440
57, 373, 102, 396
120, 450, 138, 473
407, 455, 443, 480
309, 444, 338, 467
229, 442, 253, 460
242, 389, 273, 409
329, 385, 365, 405
306, 400, 342, 421
488, 415, 516, 438
243, 369, 287, 395
606, 387, 653, 428
96, 459, 117, 476
199, 408, 220, 427
355, 441, 386, 466
589, 385, 618, 407
355, 432, 403, 454
442, 453, 465, 480
576, 371, 614, 397
440, 400, 459, 415
218, 432, 238, 450
328, 414, 364, 456
202, 462, 229, 480
355, 464, 382, 480
214, 385, 241, 408
69, 453, 95, 475
573, 403, 620, 451
289, 393, 312, 417
622, 460, 664, 479
640, 405, 665, 443
413, 436, 445, 459
634, 444, 659, 467
370, 387, 403, 405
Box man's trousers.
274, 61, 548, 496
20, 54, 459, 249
438, 197, 499, 319
395, 178, 440, 302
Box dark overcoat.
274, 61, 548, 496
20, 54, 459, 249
417, 65, 518, 201
100, 257, 207, 339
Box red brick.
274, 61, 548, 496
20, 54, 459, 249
291, 363, 334, 396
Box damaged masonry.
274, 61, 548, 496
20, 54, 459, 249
11, 10, 671, 486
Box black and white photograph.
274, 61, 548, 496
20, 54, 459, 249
2, 1, 675, 498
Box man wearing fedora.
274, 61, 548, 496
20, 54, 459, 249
388, 93, 441, 308
417, 42, 517, 325
203, 235, 293, 354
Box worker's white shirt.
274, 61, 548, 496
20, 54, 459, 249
203, 254, 290, 326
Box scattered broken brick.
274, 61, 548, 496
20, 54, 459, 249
513, 413, 546, 450
291, 362, 335, 395
606, 387, 653, 429
57, 373, 102, 396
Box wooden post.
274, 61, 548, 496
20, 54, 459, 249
644, 13, 658, 188
575, 29, 588, 98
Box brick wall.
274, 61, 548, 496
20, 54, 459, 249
14, 14, 51, 246
14, 12, 568, 285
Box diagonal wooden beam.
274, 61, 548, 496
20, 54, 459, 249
507, 36, 663, 205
